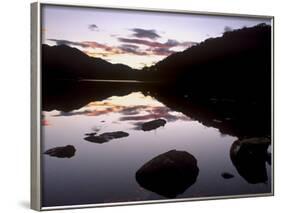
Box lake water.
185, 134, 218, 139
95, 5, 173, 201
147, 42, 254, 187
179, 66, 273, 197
42, 82, 271, 207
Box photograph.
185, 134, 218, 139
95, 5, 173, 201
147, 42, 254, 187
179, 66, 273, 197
39, 3, 273, 208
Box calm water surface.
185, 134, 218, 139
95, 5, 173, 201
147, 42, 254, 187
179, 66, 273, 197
42, 86, 271, 207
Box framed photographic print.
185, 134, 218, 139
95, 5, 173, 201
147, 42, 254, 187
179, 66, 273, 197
31, 1, 274, 211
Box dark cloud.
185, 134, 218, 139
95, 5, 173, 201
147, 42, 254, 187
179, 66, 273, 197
118, 37, 165, 48
181, 41, 199, 48
83, 50, 113, 58
151, 47, 176, 56
48, 36, 197, 58
164, 39, 180, 47
83, 41, 115, 51
163, 39, 198, 48
89, 24, 98, 31
48, 38, 144, 56
130, 28, 160, 39
118, 44, 148, 56
119, 37, 197, 48
118, 37, 197, 56
120, 44, 139, 49
48, 39, 120, 54
48, 39, 89, 48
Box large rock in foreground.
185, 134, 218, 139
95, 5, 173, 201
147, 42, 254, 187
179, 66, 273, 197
84, 131, 129, 143
136, 150, 199, 198
141, 119, 166, 131
230, 137, 271, 184
44, 145, 76, 158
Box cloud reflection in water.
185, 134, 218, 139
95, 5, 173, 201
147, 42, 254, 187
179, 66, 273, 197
52, 92, 191, 127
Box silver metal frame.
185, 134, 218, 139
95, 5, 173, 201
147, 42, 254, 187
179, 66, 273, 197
31, 1, 274, 211
31, 2, 41, 211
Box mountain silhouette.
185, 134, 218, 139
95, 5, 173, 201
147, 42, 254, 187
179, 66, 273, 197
42, 44, 139, 81
144, 23, 271, 101
42, 23, 271, 102
42, 24, 271, 100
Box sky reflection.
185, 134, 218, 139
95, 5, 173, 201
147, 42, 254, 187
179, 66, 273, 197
49, 92, 190, 125
42, 91, 271, 207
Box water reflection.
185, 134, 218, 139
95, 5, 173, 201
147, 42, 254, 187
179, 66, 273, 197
53, 92, 189, 122
136, 150, 199, 198
43, 81, 271, 139
42, 81, 271, 206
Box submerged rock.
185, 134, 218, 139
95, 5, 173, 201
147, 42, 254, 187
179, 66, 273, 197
221, 172, 234, 179
44, 145, 76, 158
136, 150, 199, 198
230, 137, 271, 184
141, 119, 166, 131
84, 131, 129, 143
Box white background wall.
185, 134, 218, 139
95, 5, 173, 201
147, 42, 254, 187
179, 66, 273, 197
0, 0, 279, 212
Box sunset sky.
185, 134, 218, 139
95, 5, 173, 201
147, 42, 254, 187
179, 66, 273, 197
42, 5, 271, 69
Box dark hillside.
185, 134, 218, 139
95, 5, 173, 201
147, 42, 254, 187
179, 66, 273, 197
42, 44, 139, 81
146, 24, 271, 100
